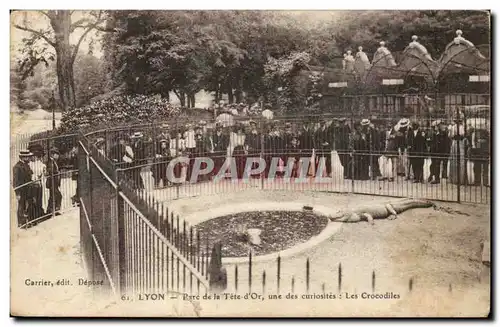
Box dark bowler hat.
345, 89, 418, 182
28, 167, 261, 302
19, 149, 33, 157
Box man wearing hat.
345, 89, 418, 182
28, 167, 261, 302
46, 147, 62, 216
110, 135, 132, 164
264, 123, 283, 178
332, 118, 351, 178
470, 123, 490, 186
244, 120, 261, 178
194, 125, 212, 182
130, 132, 146, 189
407, 122, 427, 183
183, 124, 197, 181
360, 118, 378, 179
428, 120, 449, 184
230, 123, 247, 179
282, 122, 295, 173
394, 118, 411, 179
209, 122, 229, 177
298, 119, 315, 176
13, 150, 34, 227
153, 137, 171, 188
314, 119, 334, 177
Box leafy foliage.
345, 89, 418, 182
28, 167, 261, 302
58, 94, 182, 133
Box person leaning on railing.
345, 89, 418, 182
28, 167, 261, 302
13, 150, 34, 227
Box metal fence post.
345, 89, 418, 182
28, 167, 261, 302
116, 169, 126, 295
456, 105, 461, 203
260, 119, 265, 190
350, 112, 355, 194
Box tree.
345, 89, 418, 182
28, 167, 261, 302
10, 61, 26, 110
73, 53, 107, 106
12, 10, 109, 111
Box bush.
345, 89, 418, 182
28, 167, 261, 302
18, 98, 39, 110
59, 94, 182, 134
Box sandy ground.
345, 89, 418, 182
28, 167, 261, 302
167, 189, 491, 317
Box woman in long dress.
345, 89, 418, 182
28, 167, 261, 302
448, 122, 468, 185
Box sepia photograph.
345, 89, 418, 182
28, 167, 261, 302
9, 9, 491, 317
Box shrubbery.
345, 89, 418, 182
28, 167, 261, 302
59, 94, 182, 134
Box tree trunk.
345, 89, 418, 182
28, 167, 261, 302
189, 94, 196, 108
235, 88, 243, 104
51, 11, 76, 111
180, 92, 186, 107
186, 95, 191, 108
227, 86, 234, 104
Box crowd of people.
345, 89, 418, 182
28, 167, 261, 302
13, 111, 490, 228
103, 114, 490, 189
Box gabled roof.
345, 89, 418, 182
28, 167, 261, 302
437, 30, 490, 77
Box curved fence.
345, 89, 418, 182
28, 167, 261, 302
12, 105, 490, 299
75, 107, 490, 297
86, 108, 490, 205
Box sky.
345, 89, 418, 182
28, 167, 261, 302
10, 10, 103, 61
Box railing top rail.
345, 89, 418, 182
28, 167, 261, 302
12, 169, 78, 191
17, 132, 78, 143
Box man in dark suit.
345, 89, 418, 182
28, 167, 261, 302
470, 127, 490, 186
298, 120, 315, 176
153, 138, 170, 188
333, 118, 351, 178
13, 150, 34, 227
210, 123, 230, 177
194, 125, 212, 182
314, 119, 334, 177
264, 123, 283, 178
46, 147, 62, 215
428, 121, 448, 184
131, 132, 146, 189
245, 120, 262, 178
282, 122, 295, 171
407, 122, 427, 183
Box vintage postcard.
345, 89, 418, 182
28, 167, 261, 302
10, 9, 491, 317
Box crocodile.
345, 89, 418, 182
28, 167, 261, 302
329, 198, 434, 225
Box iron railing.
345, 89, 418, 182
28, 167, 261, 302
78, 131, 218, 297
